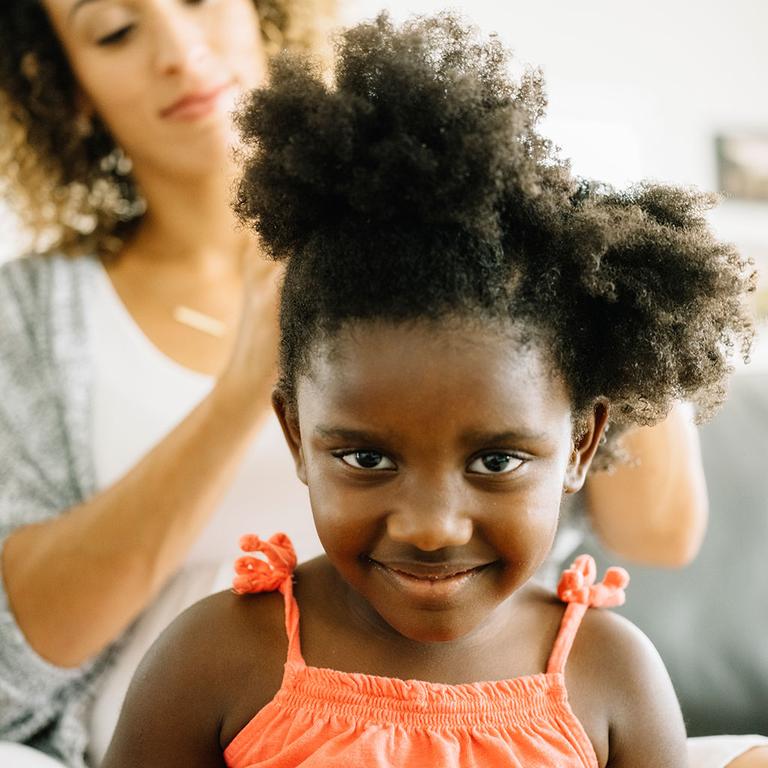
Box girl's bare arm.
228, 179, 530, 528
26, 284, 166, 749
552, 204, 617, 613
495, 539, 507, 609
569, 609, 688, 768
101, 590, 284, 768
606, 628, 688, 767
101, 596, 232, 768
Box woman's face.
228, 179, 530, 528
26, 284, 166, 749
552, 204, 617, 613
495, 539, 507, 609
43, 0, 267, 179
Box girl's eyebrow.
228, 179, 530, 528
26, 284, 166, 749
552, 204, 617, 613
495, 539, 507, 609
460, 428, 550, 445
314, 426, 387, 444
314, 426, 548, 445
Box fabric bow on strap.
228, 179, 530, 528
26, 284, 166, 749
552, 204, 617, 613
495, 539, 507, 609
556, 554, 629, 608
232, 532, 297, 595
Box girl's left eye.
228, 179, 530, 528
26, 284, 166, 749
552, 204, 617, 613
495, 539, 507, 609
468, 453, 524, 475
339, 451, 396, 471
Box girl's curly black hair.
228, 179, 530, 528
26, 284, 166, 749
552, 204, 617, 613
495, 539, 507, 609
0, 0, 336, 256
235, 12, 755, 464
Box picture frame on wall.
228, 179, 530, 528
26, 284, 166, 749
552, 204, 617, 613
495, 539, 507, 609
716, 132, 768, 202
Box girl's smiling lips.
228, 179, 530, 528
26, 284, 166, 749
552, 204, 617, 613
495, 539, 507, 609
367, 557, 495, 601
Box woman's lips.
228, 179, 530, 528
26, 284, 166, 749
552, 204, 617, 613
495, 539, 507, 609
160, 81, 235, 121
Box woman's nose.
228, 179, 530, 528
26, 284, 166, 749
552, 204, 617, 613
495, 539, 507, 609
152, 9, 210, 77
385, 480, 474, 551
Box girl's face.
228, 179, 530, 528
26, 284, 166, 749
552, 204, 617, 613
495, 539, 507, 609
43, 0, 266, 179
278, 321, 607, 644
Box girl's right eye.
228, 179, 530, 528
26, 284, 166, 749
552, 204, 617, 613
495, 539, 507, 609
467, 452, 524, 475
338, 451, 396, 471
96, 26, 134, 46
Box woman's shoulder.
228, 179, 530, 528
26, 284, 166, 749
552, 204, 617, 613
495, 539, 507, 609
0, 252, 99, 332
0, 251, 98, 287
0, 254, 97, 487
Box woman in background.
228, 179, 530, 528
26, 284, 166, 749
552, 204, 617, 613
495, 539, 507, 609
0, 2, 334, 766
0, 1, 715, 766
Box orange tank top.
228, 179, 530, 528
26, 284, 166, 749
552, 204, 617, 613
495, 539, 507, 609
224, 533, 629, 768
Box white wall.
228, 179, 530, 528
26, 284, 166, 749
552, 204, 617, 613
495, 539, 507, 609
342, 1, 767, 187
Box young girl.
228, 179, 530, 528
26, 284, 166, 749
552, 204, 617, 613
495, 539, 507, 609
103, 13, 754, 768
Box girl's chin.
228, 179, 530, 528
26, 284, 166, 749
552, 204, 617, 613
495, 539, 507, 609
375, 606, 489, 646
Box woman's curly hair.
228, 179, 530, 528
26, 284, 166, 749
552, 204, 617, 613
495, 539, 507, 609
235, 12, 756, 462
0, 0, 336, 257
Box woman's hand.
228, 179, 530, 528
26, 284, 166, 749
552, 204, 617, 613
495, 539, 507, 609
217, 249, 282, 409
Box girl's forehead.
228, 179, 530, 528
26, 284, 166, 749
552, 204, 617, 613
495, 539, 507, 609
315, 318, 549, 377
297, 320, 573, 434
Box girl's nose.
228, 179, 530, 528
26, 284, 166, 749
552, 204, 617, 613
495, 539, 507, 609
386, 483, 474, 551
153, 9, 210, 77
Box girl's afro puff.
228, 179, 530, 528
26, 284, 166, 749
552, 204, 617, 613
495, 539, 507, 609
235, 12, 755, 459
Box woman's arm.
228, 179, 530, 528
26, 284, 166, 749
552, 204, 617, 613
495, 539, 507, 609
1, 260, 281, 669
584, 403, 708, 566
2, 377, 266, 669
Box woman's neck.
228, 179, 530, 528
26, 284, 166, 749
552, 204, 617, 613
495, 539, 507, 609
127, 162, 248, 275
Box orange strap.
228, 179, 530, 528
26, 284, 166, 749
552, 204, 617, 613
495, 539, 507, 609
232, 532, 303, 664
546, 554, 629, 675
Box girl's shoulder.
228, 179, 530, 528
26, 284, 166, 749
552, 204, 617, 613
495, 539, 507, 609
105, 587, 289, 763
174, 588, 290, 744
522, 582, 687, 767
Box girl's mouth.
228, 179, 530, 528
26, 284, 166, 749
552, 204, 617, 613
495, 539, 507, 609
367, 558, 493, 601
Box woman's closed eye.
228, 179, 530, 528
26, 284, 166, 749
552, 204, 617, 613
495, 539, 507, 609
336, 451, 396, 471
468, 453, 524, 475
96, 25, 135, 46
